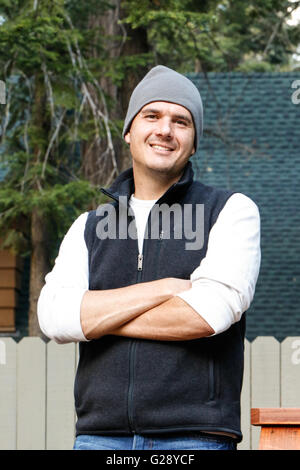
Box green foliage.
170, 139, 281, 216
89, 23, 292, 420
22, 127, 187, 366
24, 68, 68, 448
122, 0, 300, 72
106, 53, 155, 87
0, 0, 111, 256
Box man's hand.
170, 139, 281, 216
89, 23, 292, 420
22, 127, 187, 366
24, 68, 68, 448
80, 277, 191, 340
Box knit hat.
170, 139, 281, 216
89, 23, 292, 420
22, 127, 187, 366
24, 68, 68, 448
122, 65, 203, 152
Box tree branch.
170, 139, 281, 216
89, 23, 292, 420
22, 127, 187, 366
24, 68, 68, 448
41, 109, 66, 179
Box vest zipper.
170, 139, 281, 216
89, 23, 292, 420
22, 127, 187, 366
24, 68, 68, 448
127, 252, 143, 433
137, 254, 143, 271
128, 226, 163, 431
101, 186, 144, 434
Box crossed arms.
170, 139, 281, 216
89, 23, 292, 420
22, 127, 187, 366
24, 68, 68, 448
80, 278, 215, 342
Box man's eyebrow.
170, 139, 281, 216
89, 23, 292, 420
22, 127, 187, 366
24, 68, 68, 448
173, 114, 193, 124
140, 108, 192, 124
140, 108, 160, 115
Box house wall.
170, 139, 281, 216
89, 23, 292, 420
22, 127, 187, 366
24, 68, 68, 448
0, 248, 23, 332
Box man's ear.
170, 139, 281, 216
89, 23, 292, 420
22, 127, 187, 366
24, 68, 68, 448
124, 132, 130, 144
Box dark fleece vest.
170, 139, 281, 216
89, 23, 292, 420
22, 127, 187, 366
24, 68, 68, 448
74, 162, 245, 441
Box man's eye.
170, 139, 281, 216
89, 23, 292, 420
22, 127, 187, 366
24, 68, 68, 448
176, 120, 187, 126
146, 114, 157, 119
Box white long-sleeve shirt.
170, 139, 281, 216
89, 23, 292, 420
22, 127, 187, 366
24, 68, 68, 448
37, 192, 261, 344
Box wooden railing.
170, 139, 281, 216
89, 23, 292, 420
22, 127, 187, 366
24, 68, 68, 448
0, 336, 299, 450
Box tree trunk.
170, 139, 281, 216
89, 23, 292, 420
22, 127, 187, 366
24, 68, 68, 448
28, 208, 50, 338
81, 0, 149, 188
28, 74, 50, 338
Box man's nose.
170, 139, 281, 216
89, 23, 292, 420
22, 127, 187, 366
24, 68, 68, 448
155, 117, 173, 138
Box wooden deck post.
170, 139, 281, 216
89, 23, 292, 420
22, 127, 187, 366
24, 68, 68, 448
251, 408, 300, 450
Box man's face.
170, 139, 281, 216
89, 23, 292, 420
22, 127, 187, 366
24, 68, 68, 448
124, 101, 195, 178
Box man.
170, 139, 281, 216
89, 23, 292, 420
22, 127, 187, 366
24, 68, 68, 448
38, 65, 261, 450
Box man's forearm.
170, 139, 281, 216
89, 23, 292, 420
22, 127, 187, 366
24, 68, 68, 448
80, 278, 191, 340
110, 296, 215, 341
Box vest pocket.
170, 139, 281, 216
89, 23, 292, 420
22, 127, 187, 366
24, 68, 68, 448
208, 356, 215, 401
134, 340, 217, 412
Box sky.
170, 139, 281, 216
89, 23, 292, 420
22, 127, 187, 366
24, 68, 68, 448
287, 3, 300, 63
287, 2, 300, 25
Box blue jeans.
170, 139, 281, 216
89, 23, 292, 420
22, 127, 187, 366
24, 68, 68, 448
73, 433, 237, 450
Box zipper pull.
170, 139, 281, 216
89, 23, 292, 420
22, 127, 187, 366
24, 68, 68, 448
159, 230, 164, 240
137, 254, 143, 271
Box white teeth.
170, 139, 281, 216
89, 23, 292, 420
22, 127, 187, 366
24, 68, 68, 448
151, 145, 172, 151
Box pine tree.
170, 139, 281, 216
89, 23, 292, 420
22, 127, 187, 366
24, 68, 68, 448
0, 0, 111, 335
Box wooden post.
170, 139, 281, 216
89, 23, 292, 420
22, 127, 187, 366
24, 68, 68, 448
251, 408, 300, 450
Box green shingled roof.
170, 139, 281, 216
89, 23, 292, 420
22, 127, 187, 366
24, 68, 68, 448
190, 72, 300, 341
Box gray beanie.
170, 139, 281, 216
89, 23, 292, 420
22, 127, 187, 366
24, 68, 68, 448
122, 65, 203, 151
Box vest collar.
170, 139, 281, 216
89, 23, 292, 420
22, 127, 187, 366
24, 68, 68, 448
101, 161, 194, 204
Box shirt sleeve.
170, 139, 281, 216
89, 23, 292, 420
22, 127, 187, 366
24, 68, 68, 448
37, 212, 90, 344
176, 193, 261, 335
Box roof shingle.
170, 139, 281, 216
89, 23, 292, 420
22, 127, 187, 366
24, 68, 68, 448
190, 72, 300, 341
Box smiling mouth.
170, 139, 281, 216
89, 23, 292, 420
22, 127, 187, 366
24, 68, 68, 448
149, 144, 175, 152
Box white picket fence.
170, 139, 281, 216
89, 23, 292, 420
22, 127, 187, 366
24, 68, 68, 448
0, 336, 300, 450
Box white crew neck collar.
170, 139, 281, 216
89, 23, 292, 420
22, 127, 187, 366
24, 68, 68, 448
130, 194, 157, 205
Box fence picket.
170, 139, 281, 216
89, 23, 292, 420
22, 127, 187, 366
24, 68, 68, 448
251, 336, 280, 449
46, 341, 77, 449
238, 339, 251, 449
74, 342, 80, 433
281, 337, 300, 407
16, 337, 46, 450
0, 338, 17, 449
